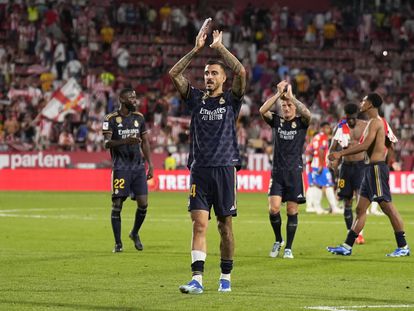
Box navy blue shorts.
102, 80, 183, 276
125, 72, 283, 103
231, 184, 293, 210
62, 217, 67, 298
188, 166, 237, 217
360, 162, 392, 203
337, 160, 366, 199
111, 165, 148, 200
268, 169, 306, 204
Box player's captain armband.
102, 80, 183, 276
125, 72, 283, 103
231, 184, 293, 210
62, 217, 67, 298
103, 122, 109, 131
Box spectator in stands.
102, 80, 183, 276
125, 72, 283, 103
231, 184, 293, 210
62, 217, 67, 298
164, 151, 177, 170
64, 58, 83, 81
58, 128, 75, 151
53, 39, 66, 81
115, 44, 130, 73
3, 111, 20, 141
100, 21, 114, 52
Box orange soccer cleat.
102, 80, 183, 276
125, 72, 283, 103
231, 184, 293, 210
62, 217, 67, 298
356, 234, 365, 245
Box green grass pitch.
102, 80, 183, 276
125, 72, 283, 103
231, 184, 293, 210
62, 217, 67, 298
0, 191, 413, 311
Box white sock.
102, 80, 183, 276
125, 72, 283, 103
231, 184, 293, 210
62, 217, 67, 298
191, 250, 206, 285
192, 274, 202, 284
191, 250, 206, 262
325, 187, 339, 211
313, 187, 323, 212
306, 187, 316, 211
220, 273, 231, 281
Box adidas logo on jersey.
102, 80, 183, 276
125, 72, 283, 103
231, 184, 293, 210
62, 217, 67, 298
229, 205, 236, 211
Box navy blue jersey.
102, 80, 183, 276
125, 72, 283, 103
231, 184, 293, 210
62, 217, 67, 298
265, 114, 308, 171
102, 111, 147, 170
185, 86, 242, 168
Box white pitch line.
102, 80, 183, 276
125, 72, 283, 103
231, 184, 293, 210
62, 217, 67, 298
306, 306, 414, 311
0, 209, 414, 225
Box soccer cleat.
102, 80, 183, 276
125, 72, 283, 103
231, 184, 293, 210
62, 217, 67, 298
112, 243, 123, 253
327, 244, 352, 256
386, 246, 410, 257
356, 234, 365, 245
218, 279, 231, 292
283, 249, 294, 259
129, 232, 143, 251
179, 279, 204, 294
269, 240, 285, 258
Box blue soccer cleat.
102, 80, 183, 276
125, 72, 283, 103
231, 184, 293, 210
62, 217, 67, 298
179, 279, 204, 294
386, 246, 410, 257
218, 279, 231, 292
327, 244, 352, 256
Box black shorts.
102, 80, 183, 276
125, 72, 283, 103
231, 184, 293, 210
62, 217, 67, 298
337, 160, 366, 199
268, 169, 306, 204
360, 162, 392, 203
188, 166, 237, 217
111, 165, 148, 200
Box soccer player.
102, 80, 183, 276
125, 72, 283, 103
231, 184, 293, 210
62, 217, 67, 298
102, 88, 153, 253
169, 18, 246, 294
327, 93, 410, 257
259, 80, 311, 259
329, 103, 367, 244
307, 122, 341, 214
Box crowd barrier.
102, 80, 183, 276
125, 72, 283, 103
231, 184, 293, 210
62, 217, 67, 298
0, 169, 413, 194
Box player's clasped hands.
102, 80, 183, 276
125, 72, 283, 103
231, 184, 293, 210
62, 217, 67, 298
195, 17, 212, 51
125, 136, 141, 145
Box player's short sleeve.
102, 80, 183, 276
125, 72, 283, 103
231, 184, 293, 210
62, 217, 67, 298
184, 86, 203, 111
227, 90, 243, 117
102, 115, 114, 135
298, 117, 309, 130
263, 112, 277, 127
139, 116, 147, 136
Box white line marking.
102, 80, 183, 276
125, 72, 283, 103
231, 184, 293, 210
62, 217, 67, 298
0, 208, 414, 225
305, 305, 414, 311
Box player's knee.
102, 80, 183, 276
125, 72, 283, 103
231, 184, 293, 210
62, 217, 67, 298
112, 201, 122, 213
269, 206, 281, 214
217, 219, 233, 239
355, 205, 367, 217
193, 220, 208, 236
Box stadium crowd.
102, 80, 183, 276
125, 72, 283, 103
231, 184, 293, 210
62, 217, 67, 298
0, 0, 413, 170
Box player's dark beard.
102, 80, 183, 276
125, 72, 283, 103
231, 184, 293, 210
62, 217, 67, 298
125, 102, 136, 112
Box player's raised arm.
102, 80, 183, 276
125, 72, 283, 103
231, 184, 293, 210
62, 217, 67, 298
168, 18, 211, 98
284, 84, 311, 124
209, 30, 246, 98
259, 80, 288, 122
329, 119, 381, 161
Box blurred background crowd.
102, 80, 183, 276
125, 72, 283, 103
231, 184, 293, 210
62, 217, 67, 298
0, 0, 413, 170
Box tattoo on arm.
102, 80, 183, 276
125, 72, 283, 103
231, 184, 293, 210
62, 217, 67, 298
216, 46, 246, 97
169, 49, 197, 97
292, 97, 311, 124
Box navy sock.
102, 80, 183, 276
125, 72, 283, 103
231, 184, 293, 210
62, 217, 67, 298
111, 210, 122, 244
344, 205, 353, 230
344, 230, 358, 247
269, 212, 283, 242
285, 213, 298, 249
220, 259, 233, 274
395, 231, 407, 248
191, 260, 205, 275
131, 206, 147, 235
